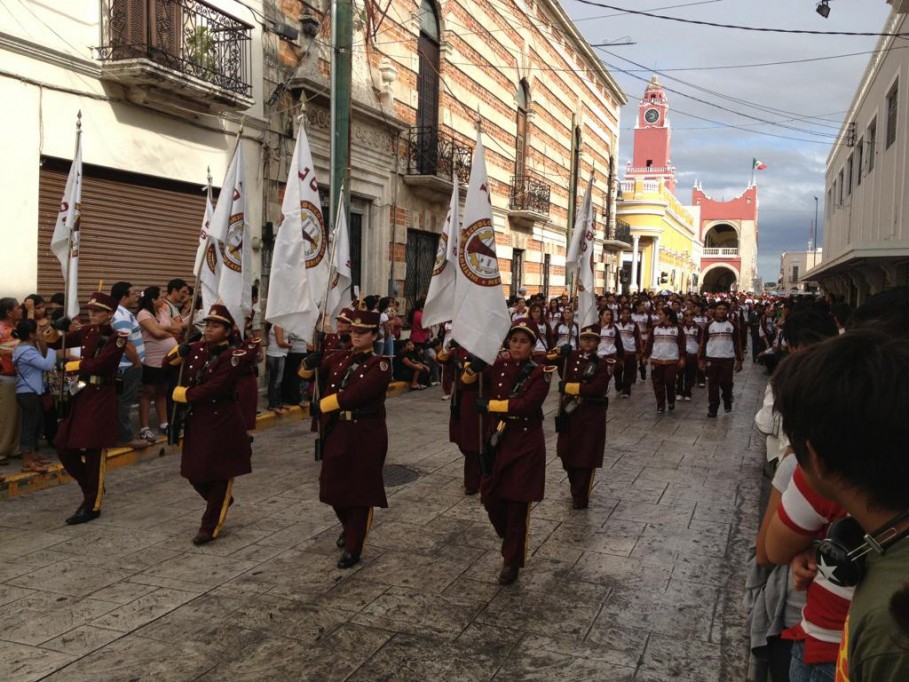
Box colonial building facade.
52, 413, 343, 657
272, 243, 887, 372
692, 182, 760, 293
780, 250, 822, 294
811, 0, 909, 303
2, 0, 267, 301
268, 0, 627, 308
617, 77, 702, 293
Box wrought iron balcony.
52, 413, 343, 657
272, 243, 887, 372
613, 221, 632, 244
601, 219, 632, 252
404, 127, 472, 200
509, 174, 550, 219
98, 0, 254, 112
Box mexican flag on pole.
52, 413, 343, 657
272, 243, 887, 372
753, 158, 767, 171
450, 131, 511, 365
50, 126, 83, 319
422, 170, 459, 328
566, 172, 598, 328
266, 122, 327, 339
208, 141, 252, 329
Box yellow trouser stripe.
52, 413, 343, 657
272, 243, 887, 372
213, 478, 234, 537
92, 452, 107, 512
362, 507, 374, 551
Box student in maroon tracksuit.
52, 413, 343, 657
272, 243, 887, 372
698, 301, 744, 418
556, 324, 613, 509
643, 306, 686, 414
614, 306, 641, 398
465, 319, 552, 585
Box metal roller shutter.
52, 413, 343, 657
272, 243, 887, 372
37, 158, 207, 306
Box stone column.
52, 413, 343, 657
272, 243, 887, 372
651, 236, 661, 290
630, 235, 640, 293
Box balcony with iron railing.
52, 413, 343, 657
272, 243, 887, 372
703, 247, 740, 257
508, 173, 551, 229
98, 0, 254, 113
403, 126, 472, 200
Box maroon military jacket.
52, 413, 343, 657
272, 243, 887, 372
318, 350, 391, 508
556, 350, 611, 469
178, 340, 256, 482
54, 325, 127, 451
479, 356, 551, 503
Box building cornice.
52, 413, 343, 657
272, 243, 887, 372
0, 32, 100, 78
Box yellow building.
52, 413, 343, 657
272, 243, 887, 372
616, 77, 701, 293
616, 177, 701, 292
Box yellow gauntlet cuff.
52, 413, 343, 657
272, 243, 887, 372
298, 365, 315, 380
64, 360, 81, 373
564, 382, 580, 396
487, 399, 509, 413
172, 386, 189, 404
461, 370, 479, 385
320, 393, 341, 413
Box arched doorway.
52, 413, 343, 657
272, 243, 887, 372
701, 265, 738, 293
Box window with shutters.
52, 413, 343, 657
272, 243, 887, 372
542, 253, 551, 300
886, 81, 898, 149
414, 0, 440, 175
856, 138, 863, 186
511, 249, 524, 295
867, 119, 877, 172
515, 80, 530, 180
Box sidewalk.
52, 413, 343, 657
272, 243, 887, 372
0, 363, 768, 681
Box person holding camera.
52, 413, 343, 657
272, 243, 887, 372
555, 324, 612, 510
464, 318, 553, 585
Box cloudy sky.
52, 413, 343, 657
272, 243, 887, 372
564, 0, 893, 282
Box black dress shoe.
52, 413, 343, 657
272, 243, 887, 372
192, 532, 214, 545
464, 487, 479, 496
337, 552, 360, 569
707, 410, 718, 418
724, 403, 733, 413
498, 565, 519, 585
336, 532, 346, 548
668, 402, 675, 412
65, 508, 100, 525
572, 499, 589, 510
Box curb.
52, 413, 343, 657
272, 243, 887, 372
1, 380, 412, 500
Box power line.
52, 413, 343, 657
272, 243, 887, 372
570, 0, 909, 37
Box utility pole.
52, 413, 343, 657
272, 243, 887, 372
330, 0, 352, 239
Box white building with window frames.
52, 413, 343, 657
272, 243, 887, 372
811, 0, 909, 303
1, 0, 267, 302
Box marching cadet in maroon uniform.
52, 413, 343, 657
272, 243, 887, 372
465, 319, 553, 585
322, 309, 353, 353
614, 306, 641, 398
643, 306, 686, 414
169, 305, 257, 545
52, 291, 128, 525
556, 324, 613, 509
678, 311, 701, 401
300, 310, 391, 569
438, 342, 482, 495
697, 301, 744, 418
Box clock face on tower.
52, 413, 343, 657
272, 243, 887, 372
644, 108, 661, 124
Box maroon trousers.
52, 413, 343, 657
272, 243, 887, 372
464, 454, 481, 491
564, 466, 595, 507
189, 478, 234, 536
441, 364, 454, 396
483, 497, 530, 568
334, 505, 373, 556
615, 353, 637, 396
678, 353, 698, 397
706, 358, 735, 412
58, 449, 106, 512
651, 363, 679, 410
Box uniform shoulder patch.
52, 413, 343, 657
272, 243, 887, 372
116, 335, 126, 348
379, 360, 389, 372
231, 355, 240, 367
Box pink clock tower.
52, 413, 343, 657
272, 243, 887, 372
628, 76, 676, 193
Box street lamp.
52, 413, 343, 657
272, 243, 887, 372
816, 0, 831, 18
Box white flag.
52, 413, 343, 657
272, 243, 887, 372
50, 134, 83, 319
208, 142, 251, 329
422, 170, 459, 328
325, 195, 352, 329
194, 193, 220, 311
566, 173, 597, 328
450, 133, 511, 365
265, 124, 327, 339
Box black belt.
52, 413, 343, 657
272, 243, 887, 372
338, 409, 384, 421
84, 375, 114, 386
579, 397, 607, 406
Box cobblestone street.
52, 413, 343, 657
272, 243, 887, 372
0, 363, 768, 681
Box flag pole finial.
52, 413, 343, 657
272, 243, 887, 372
475, 104, 482, 133
76, 110, 82, 131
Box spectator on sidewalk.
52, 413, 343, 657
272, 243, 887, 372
408, 297, 431, 348
163, 278, 191, 337
265, 322, 291, 414
0, 297, 22, 468
11, 319, 55, 473
393, 338, 430, 390
136, 287, 179, 442
772, 329, 909, 681
111, 282, 145, 446
281, 329, 309, 406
